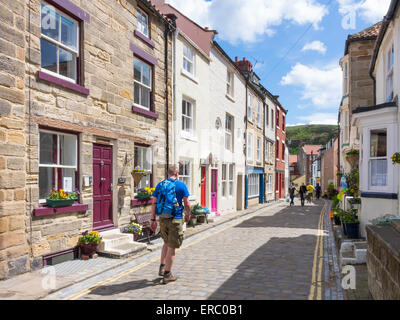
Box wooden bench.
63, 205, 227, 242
134, 212, 155, 244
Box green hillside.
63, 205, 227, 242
286, 125, 338, 155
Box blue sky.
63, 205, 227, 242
168, 0, 391, 126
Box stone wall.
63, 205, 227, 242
0, 0, 173, 279
0, 0, 30, 279
366, 224, 400, 300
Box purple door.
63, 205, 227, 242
93, 144, 113, 230
211, 169, 218, 213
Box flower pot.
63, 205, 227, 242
190, 217, 197, 227
46, 198, 77, 208
133, 234, 139, 241
345, 222, 360, 239
131, 172, 148, 187
197, 215, 205, 224
80, 243, 99, 256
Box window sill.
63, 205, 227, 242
132, 105, 158, 120
134, 30, 155, 48
34, 203, 89, 217
37, 71, 89, 95
181, 69, 199, 84
180, 133, 198, 142
131, 198, 153, 207
225, 94, 235, 102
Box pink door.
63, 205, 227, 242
93, 144, 113, 230
211, 169, 218, 213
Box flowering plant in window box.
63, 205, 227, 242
135, 187, 155, 200
122, 222, 143, 241
391, 152, 400, 165
79, 230, 103, 256
46, 189, 79, 208
131, 166, 151, 187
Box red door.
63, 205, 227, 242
93, 144, 113, 230
201, 166, 206, 207
211, 169, 218, 213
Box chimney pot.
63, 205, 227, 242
205, 26, 209, 30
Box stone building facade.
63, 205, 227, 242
0, 0, 174, 279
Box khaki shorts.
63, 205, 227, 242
159, 218, 184, 249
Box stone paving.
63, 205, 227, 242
71, 199, 341, 300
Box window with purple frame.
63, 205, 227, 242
39, 130, 78, 202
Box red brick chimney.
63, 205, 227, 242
234, 57, 252, 72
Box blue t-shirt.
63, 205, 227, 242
152, 178, 190, 219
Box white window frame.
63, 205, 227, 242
134, 146, 153, 190
226, 69, 234, 97
38, 129, 78, 203
229, 164, 234, 197
179, 159, 192, 194
222, 164, 227, 198
247, 132, 253, 161
248, 93, 253, 122
257, 137, 261, 162
137, 7, 149, 37
134, 58, 152, 110
248, 173, 260, 198
183, 42, 195, 76
182, 98, 194, 137
225, 113, 233, 151
265, 105, 269, 128
257, 100, 261, 127
40, 1, 79, 83
267, 174, 272, 194
386, 44, 394, 102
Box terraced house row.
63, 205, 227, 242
0, 0, 288, 279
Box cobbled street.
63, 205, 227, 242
73, 199, 342, 300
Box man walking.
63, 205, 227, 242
150, 165, 191, 284
316, 183, 322, 200
288, 183, 296, 206
299, 183, 307, 207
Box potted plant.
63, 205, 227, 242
122, 222, 143, 241
348, 197, 361, 210
346, 149, 359, 168
342, 209, 360, 239
131, 166, 150, 188
192, 203, 206, 223
79, 231, 103, 256
46, 189, 79, 208
333, 208, 344, 226
135, 187, 155, 200
391, 152, 400, 165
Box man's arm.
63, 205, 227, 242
183, 197, 191, 222
150, 196, 157, 231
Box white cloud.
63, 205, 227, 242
302, 41, 327, 54
280, 62, 342, 109
167, 0, 329, 44
297, 113, 339, 125
337, 0, 391, 24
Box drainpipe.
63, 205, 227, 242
244, 78, 248, 209
164, 25, 170, 178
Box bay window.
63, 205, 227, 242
39, 130, 78, 202
40, 1, 79, 83
134, 58, 152, 110
369, 129, 387, 187
134, 146, 152, 189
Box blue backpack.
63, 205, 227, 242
156, 179, 183, 217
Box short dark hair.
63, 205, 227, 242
168, 165, 179, 176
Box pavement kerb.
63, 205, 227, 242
43, 200, 284, 300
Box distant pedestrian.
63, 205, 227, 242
288, 183, 296, 206
299, 183, 307, 207
150, 165, 191, 284
316, 184, 322, 200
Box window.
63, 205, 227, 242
267, 175, 272, 193
270, 143, 274, 161
265, 141, 269, 162
179, 160, 192, 193
40, 2, 79, 83
247, 133, 253, 161
226, 70, 234, 97
282, 142, 285, 160
276, 142, 279, 160
137, 7, 149, 37
222, 164, 227, 197
282, 115, 285, 131
271, 109, 274, 129
257, 101, 261, 126
134, 58, 152, 110
248, 94, 253, 122
225, 114, 233, 151
386, 45, 394, 102
39, 130, 78, 202
182, 99, 194, 135
257, 137, 261, 162
265, 105, 269, 127
276, 110, 280, 128
134, 146, 152, 189
343, 110, 349, 143
369, 129, 387, 187
183, 43, 194, 75
343, 62, 348, 95
229, 164, 234, 197
248, 173, 260, 198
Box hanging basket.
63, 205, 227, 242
346, 154, 359, 168
131, 171, 148, 186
